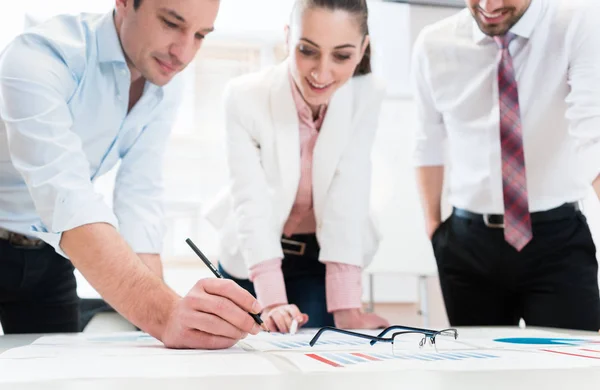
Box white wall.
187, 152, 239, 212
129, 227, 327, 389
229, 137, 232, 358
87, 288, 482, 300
2, 1, 598, 308
363, 3, 461, 302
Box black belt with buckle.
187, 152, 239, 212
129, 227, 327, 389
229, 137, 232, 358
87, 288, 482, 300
280, 233, 323, 277
0, 227, 46, 248
453, 202, 580, 228
281, 233, 320, 258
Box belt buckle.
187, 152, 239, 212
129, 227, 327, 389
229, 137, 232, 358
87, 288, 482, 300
281, 238, 306, 256
483, 214, 504, 229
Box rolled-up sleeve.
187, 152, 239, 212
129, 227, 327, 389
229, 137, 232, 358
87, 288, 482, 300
0, 40, 118, 253
410, 33, 447, 167
565, 4, 600, 183
113, 86, 182, 254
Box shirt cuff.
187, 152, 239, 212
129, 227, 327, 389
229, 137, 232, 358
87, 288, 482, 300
248, 258, 288, 309
412, 139, 446, 166
30, 194, 119, 259
325, 262, 363, 312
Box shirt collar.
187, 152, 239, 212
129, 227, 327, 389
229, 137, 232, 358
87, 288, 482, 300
96, 10, 127, 64
288, 71, 327, 130
472, 0, 543, 44
96, 11, 165, 98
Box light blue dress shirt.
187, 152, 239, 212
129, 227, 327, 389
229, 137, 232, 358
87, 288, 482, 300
0, 11, 183, 255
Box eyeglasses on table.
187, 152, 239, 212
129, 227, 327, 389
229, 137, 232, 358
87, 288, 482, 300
309, 325, 459, 354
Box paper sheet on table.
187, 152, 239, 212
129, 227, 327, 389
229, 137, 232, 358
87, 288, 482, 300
31, 331, 158, 345
453, 332, 600, 351
3, 328, 599, 382
0, 354, 280, 383
244, 328, 600, 373
240, 327, 578, 353
240, 328, 388, 352
448, 327, 574, 340
0, 331, 246, 359
276, 346, 600, 373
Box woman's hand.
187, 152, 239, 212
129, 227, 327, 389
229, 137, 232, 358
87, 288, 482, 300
261, 304, 309, 333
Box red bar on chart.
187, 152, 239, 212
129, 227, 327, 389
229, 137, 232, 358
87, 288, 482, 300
351, 353, 382, 362
541, 349, 600, 360
305, 353, 343, 367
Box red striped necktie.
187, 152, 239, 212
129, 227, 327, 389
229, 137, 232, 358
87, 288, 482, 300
495, 33, 532, 251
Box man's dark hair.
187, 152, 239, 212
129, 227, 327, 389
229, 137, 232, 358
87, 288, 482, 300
133, 0, 142, 10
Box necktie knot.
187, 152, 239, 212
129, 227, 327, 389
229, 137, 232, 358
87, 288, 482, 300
494, 33, 516, 50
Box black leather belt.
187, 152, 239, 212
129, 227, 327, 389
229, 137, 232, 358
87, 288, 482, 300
0, 227, 46, 248
453, 202, 580, 228
280, 233, 323, 278
281, 233, 320, 258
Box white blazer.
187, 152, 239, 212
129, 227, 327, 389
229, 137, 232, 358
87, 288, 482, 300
205, 60, 385, 279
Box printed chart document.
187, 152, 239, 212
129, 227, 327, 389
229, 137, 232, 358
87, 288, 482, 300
240, 327, 600, 373
241, 329, 380, 352
258, 328, 600, 373
277, 346, 600, 373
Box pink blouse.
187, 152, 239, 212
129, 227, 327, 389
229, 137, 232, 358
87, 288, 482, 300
248, 73, 363, 313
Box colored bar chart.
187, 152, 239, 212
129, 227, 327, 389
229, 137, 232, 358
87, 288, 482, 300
268, 338, 368, 350
541, 348, 600, 360
305, 350, 499, 368
493, 337, 600, 360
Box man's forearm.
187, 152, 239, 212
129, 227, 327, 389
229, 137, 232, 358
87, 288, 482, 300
416, 166, 445, 224
61, 223, 178, 340
138, 253, 164, 280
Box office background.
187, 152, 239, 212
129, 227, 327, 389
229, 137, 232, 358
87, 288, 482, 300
1, 0, 599, 334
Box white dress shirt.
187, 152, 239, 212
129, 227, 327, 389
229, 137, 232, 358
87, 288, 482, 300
411, 0, 600, 214
0, 12, 182, 254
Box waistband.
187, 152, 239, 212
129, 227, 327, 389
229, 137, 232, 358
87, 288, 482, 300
452, 202, 580, 228
281, 233, 319, 258
0, 227, 46, 248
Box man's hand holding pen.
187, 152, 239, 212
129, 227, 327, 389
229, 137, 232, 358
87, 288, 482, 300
161, 278, 263, 349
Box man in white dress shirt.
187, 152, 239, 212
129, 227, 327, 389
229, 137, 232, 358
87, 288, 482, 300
412, 0, 600, 330
0, 0, 263, 348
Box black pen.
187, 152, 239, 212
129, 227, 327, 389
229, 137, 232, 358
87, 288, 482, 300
185, 238, 269, 332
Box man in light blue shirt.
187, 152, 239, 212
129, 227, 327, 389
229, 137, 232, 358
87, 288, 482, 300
0, 0, 264, 349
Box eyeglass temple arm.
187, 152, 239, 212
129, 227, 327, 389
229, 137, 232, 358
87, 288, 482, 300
375, 325, 438, 338
309, 327, 389, 347
370, 325, 440, 346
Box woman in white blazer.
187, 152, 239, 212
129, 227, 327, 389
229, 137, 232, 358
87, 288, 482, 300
205, 0, 389, 333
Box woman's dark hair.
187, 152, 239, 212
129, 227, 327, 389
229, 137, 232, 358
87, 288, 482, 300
133, 0, 142, 9
293, 0, 371, 76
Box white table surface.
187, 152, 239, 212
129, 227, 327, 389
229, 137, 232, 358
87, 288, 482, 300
1, 328, 600, 390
